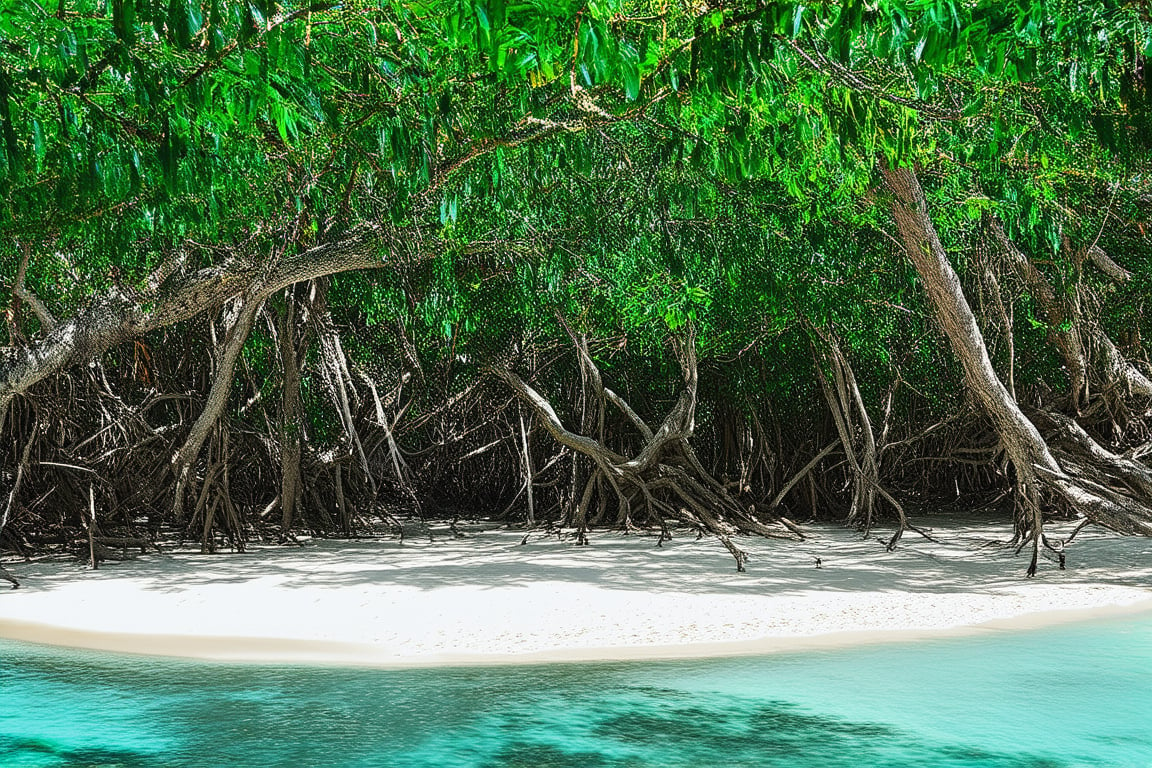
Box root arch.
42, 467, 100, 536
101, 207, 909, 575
496, 328, 800, 571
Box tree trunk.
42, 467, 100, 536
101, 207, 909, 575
171, 297, 262, 516
519, 406, 536, 525
0, 223, 407, 413
812, 329, 919, 548
0, 415, 35, 588
883, 165, 1152, 573
310, 280, 375, 495
883, 164, 1059, 573
986, 218, 1152, 414
277, 288, 303, 536
496, 328, 800, 571
987, 218, 1088, 411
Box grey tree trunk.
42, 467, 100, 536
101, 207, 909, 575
496, 328, 801, 571
987, 218, 1152, 409
278, 288, 303, 536
883, 165, 1059, 572
883, 165, 1152, 572
987, 218, 1088, 411
0, 223, 402, 412
171, 297, 262, 516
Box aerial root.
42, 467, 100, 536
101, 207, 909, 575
496, 328, 800, 571
0, 563, 19, 589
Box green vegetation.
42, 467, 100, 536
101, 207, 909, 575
2, 0, 1151, 581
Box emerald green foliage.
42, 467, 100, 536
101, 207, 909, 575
2, 0, 1151, 448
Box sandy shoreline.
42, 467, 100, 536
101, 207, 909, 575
1, 520, 1150, 667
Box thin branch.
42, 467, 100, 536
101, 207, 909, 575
787, 38, 962, 120
12, 241, 56, 333
180, 3, 338, 89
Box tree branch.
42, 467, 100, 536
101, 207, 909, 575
11, 241, 56, 333
0, 223, 420, 411
180, 3, 338, 89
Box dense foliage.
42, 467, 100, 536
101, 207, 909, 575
1, 0, 1151, 575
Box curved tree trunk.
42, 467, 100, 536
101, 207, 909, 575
0, 224, 406, 413
171, 297, 262, 516
1095, 328, 1152, 402
0, 226, 422, 545
987, 218, 1089, 412
883, 165, 1152, 574
885, 165, 1063, 574
987, 217, 1152, 410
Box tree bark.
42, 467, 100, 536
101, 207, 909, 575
1095, 326, 1152, 401
171, 297, 262, 516
979, 260, 1016, 400
277, 288, 303, 536
988, 218, 1088, 411
883, 165, 1059, 572
310, 280, 375, 496
12, 241, 57, 335
495, 329, 799, 570
0, 414, 35, 587
988, 218, 1152, 405
0, 223, 408, 413
883, 165, 1152, 571
1086, 244, 1131, 283
518, 407, 536, 525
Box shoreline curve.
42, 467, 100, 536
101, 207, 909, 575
3, 596, 1151, 669
2, 524, 1151, 668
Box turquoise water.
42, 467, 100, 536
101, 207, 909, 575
2, 614, 1151, 767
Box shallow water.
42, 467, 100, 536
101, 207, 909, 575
2, 614, 1151, 767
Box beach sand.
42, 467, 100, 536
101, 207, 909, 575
1, 519, 1150, 666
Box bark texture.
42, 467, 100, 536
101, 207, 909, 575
883, 165, 1152, 573
0, 223, 406, 414
277, 288, 303, 536
988, 219, 1089, 411
171, 297, 261, 515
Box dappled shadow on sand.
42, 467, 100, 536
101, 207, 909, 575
7, 515, 1151, 599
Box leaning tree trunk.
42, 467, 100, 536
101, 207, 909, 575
987, 218, 1089, 412
883, 164, 1152, 574
986, 217, 1152, 414
0, 223, 407, 415
0, 225, 418, 551
171, 296, 262, 516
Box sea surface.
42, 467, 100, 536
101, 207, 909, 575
1, 612, 1151, 767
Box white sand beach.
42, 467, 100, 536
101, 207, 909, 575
1, 519, 1150, 666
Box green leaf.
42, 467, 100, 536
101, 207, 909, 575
622, 60, 639, 100
792, 5, 806, 38
960, 94, 985, 118
113, 0, 136, 46
31, 119, 45, 162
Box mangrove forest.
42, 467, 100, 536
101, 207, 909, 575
2, 0, 1152, 583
